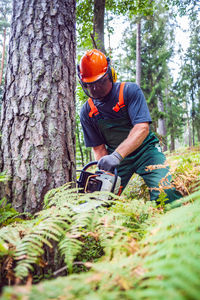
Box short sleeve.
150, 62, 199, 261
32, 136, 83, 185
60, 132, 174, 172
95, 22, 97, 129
80, 104, 106, 147
124, 83, 152, 126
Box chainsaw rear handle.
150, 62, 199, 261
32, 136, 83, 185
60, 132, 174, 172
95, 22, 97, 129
81, 161, 118, 193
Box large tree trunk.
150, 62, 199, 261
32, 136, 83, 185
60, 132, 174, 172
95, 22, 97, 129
0, 0, 76, 213
92, 0, 105, 53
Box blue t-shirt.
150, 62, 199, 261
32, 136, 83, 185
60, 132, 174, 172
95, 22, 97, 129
80, 82, 152, 147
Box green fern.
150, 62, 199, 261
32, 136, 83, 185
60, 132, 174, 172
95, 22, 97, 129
2, 190, 200, 300
0, 198, 26, 227
0, 186, 116, 282
58, 236, 83, 273
14, 209, 73, 279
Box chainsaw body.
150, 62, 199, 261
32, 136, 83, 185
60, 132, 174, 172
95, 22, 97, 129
77, 161, 122, 201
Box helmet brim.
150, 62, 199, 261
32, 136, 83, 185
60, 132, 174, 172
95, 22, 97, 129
82, 72, 106, 83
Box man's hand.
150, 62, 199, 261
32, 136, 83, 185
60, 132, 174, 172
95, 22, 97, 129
98, 151, 123, 172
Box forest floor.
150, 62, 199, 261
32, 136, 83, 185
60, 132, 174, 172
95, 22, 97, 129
0, 145, 200, 300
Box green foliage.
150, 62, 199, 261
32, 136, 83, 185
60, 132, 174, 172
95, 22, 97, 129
0, 0, 12, 31
119, 4, 176, 131
76, 0, 154, 51
0, 179, 162, 286
163, 0, 200, 17
2, 190, 200, 299
177, 17, 200, 146
0, 0, 12, 97
167, 148, 200, 195
0, 184, 118, 283
76, 0, 94, 49
0, 148, 200, 297
0, 198, 26, 228
140, 10, 174, 127
0, 173, 26, 228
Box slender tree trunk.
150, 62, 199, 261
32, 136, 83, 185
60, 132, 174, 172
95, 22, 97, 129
191, 88, 195, 146
168, 100, 175, 152
188, 118, 192, 147
0, 28, 6, 85
92, 0, 105, 53
170, 133, 175, 152
157, 100, 167, 151
136, 19, 141, 86
0, 0, 76, 213
197, 129, 200, 142
76, 124, 84, 167
158, 93, 167, 151
185, 100, 192, 147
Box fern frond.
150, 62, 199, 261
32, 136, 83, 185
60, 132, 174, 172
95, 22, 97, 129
13, 212, 72, 279
58, 236, 83, 273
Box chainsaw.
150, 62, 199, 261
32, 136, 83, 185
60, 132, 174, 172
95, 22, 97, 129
77, 161, 122, 201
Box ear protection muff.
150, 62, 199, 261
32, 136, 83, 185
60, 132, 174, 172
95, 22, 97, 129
106, 57, 117, 83
111, 67, 117, 82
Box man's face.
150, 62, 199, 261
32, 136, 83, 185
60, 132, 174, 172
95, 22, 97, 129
82, 73, 112, 99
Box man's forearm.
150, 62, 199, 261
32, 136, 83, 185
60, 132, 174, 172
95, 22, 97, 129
93, 144, 108, 160
116, 123, 149, 158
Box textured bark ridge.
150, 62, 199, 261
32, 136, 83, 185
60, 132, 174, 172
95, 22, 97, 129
0, 0, 76, 212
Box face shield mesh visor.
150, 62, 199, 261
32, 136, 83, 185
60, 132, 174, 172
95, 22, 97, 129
80, 73, 113, 99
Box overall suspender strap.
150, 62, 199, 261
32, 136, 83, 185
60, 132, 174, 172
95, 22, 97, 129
88, 82, 126, 117
112, 82, 126, 112
88, 98, 99, 118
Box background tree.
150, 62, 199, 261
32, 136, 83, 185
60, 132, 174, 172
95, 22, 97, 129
165, 81, 185, 151
0, 0, 12, 96
92, 0, 106, 53
141, 11, 173, 130
0, 0, 76, 213
178, 16, 200, 146
76, 0, 154, 54
120, 7, 174, 149
76, 85, 92, 167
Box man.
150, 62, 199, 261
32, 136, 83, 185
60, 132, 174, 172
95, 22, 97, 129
77, 49, 182, 203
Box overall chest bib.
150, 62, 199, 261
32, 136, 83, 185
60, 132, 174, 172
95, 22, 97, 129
88, 82, 159, 161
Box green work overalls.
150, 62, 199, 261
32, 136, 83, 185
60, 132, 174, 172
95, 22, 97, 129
88, 83, 182, 203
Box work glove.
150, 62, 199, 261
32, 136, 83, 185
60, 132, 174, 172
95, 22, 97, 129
98, 151, 123, 172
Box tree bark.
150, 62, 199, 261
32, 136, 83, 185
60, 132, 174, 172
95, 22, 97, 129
0, 0, 76, 213
136, 19, 141, 86
93, 0, 105, 53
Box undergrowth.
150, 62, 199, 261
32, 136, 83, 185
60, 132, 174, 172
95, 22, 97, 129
0, 184, 160, 289
124, 146, 200, 200
1, 191, 200, 300
0, 147, 199, 299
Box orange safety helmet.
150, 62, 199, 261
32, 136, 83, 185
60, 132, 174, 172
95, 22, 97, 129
77, 49, 117, 99
78, 49, 108, 83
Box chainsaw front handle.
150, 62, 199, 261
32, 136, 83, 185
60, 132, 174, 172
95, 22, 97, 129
82, 161, 98, 171
81, 161, 118, 193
